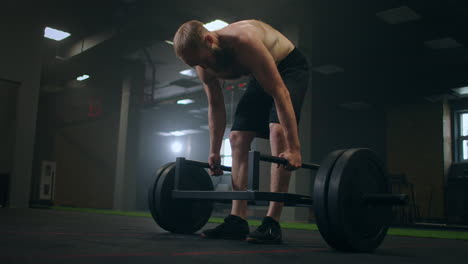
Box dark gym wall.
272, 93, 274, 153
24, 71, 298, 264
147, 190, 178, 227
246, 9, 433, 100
0, 2, 43, 207
0, 81, 18, 176
386, 101, 446, 220
35, 71, 125, 208
0, 81, 18, 207
309, 78, 387, 163
53, 117, 119, 208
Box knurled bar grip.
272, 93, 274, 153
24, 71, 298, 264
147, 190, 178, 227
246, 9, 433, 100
184, 159, 232, 172
258, 153, 320, 170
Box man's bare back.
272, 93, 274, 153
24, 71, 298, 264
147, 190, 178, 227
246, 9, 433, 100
204, 20, 295, 80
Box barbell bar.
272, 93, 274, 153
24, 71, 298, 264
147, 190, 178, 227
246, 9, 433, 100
258, 153, 320, 170
257, 152, 407, 206
176, 151, 407, 207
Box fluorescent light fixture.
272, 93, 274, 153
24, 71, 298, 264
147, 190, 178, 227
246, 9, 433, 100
171, 131, 185, 136
179, 69, 197, 77
44, 27, 71, 41
425, 93, 456, 102
204, 20, 228, 31
424, 38, 463, 50
312, 64, 344, 75
76, 74, 90, 81
376, 6, 421, 25
177, 99, 195, 105
453, 86, 468, 96
188, 109, 202, 114
165, 40, 174, 45
157, 129, 202, 137
171, 142, 183, 153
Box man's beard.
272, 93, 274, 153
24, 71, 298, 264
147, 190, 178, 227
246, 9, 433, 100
211, 46, 233, 73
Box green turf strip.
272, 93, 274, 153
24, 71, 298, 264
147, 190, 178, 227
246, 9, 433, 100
50, 206, 468, 240
388, 228, 468, 240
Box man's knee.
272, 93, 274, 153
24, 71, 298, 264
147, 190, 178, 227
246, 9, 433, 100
269, 124, 285, 144
229, 131, 252, 153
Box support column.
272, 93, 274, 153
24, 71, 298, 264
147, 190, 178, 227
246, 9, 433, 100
113, 62, 144, 211
113, 76, 134, 210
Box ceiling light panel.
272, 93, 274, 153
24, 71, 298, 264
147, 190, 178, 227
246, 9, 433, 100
44, 27, 71, 41
376, 6, 421, 25
204, 20, 228, 31
424, 38, 463, 50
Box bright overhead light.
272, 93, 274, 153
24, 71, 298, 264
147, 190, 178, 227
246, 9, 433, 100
76, 74, 90, 81
177, 99, 195, 105
158, 131, 186, 137
453, 86, 468, 96
204, 20, 228, 31
179, 69, 197, 77
171, 142, 183, 153
171, 131, 185, 136
44, 27, 71, 41
165, 40, 174, 45
157, 129, 202, 137
376, 6, 421, 25
424, 38, 463, 50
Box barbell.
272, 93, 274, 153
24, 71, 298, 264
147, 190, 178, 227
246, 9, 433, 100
147, 148, 408, 252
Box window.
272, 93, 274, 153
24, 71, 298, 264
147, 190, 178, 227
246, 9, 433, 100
455, 111, 468, 161
221, 138, 232, 167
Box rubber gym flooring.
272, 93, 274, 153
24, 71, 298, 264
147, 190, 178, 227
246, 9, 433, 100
1, 208, 468, 264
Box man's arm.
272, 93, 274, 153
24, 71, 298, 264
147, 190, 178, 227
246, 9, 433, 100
234, 34, 301, 168
196, 66, 226, 174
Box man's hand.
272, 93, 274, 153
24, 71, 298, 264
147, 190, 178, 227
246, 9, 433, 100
278, 151, 302, 171
208, 153, 224, 176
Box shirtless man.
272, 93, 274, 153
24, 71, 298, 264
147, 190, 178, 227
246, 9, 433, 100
173, 19, 309, 244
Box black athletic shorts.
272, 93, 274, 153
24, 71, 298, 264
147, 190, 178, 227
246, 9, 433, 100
231, 47, 310, 139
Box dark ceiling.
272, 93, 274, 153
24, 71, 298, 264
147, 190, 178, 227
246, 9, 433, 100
39, 0, 468, 110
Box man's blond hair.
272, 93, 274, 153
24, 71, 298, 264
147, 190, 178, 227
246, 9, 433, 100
173, 20, 208, 58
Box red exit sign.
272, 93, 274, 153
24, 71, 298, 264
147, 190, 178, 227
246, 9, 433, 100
88, 97, 102, 117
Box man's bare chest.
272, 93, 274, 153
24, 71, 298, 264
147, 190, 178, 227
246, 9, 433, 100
207, 55, 250, 80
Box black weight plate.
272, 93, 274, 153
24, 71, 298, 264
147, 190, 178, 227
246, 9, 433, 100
148, 163, 214, 234
148, 162, 173, 224
327, 148, 391, 252
313, 149, 347, 249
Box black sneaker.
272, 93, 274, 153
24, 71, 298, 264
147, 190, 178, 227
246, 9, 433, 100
201, 215, 250, 240
246, 217, 282, 244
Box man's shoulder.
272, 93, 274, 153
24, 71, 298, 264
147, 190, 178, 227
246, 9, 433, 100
219, 21, 260, 39
219, 31, 257, 50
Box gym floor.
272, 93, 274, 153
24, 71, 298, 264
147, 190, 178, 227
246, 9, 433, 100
1, 208, 468, 264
